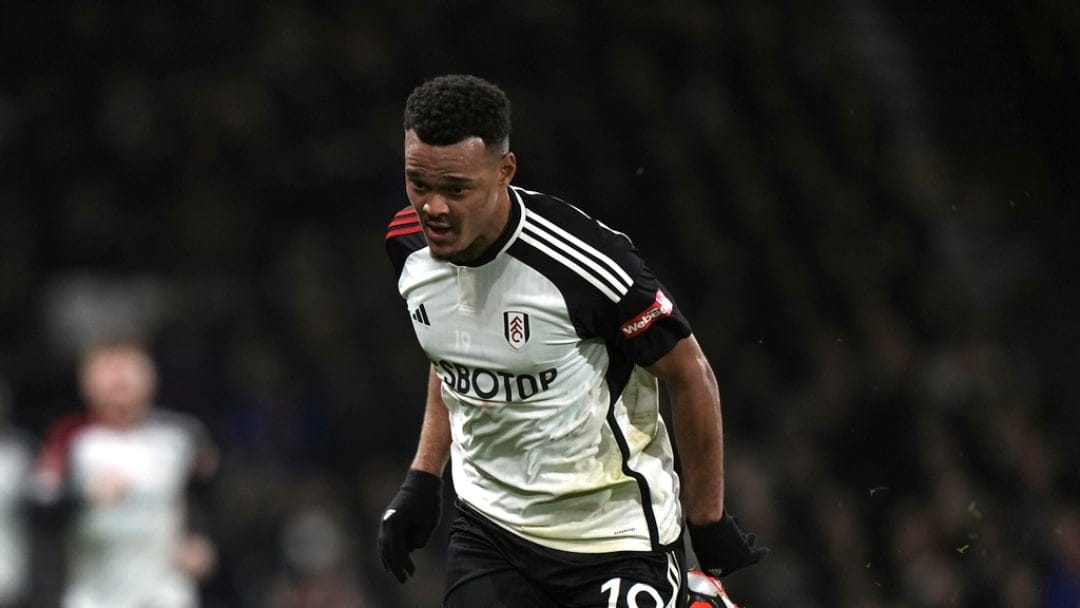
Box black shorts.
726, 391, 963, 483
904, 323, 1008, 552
444, 502, 687, 608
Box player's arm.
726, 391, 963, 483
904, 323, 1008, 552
377, 365, 449, 583
29, 414, 89, 513
648, 336, 768, 578
409, 365, 452, 475
648, 334, 724, 524
178, 417, 220, 581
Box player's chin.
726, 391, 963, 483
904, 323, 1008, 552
425, 234, 459, 257
427, 243, 460, 262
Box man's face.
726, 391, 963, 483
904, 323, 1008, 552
404, 130, 516, 264
80, 347, 156, 428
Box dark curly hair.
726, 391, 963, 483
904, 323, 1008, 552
403, 74, 511, 149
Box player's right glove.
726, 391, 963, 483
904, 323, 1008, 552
687, 512, 769, 578
377, 469, 442, 583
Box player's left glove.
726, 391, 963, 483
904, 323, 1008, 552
377, 469, 442, 583
687, 512, 769, 578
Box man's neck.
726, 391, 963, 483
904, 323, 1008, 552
453, 188, 514, 266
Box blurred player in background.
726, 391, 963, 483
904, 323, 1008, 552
379, 74, 767, 607
34, 340, 218, 608
0, 379, 33, 607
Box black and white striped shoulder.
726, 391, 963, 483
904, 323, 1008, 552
507, 186, 690, 363
509, 186, 643, 304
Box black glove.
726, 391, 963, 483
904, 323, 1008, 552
688, 512, 769, 578
378, 469, 443, 583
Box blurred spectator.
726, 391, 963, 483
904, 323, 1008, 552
0, 379, 32, 607
32, 340, 218, 608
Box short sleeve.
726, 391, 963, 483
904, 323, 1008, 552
558, 227, 692, 366
607, 264, 691, 366
504, 191, 692, 366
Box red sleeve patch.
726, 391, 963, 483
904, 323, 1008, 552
385, 207, 422, 240
32, 412, 94, 502
620, 289, 674, 338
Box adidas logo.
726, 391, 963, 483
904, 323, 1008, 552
411, 303, 431, 326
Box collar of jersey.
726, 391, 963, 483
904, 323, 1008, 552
452, 186, 525, 267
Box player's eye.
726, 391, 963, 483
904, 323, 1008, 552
448, 186, 469, 197
409, 181, 429, 193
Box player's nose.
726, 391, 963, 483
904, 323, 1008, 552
422, 193, 450, 218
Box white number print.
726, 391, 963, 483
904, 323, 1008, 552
454, 328, 472, 352
600, 577, 665, 608
601, 578, 621, 608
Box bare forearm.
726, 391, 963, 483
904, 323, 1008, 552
379, 365, 449, 583
670, 366, 724, 524
410, 366, 452, 476
651, 336, 725, 525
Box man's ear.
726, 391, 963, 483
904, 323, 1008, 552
498, 152, 517, 186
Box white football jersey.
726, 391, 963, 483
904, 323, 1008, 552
386, 186, 692, 553
36, 410, 215, 608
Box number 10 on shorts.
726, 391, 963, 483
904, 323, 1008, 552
601, 577, 667, 608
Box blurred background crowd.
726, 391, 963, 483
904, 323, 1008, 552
1, 1, 1077, 606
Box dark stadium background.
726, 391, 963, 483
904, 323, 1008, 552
1, 1, 1077, 607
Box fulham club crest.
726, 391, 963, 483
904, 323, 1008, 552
503, 311, 530, 350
